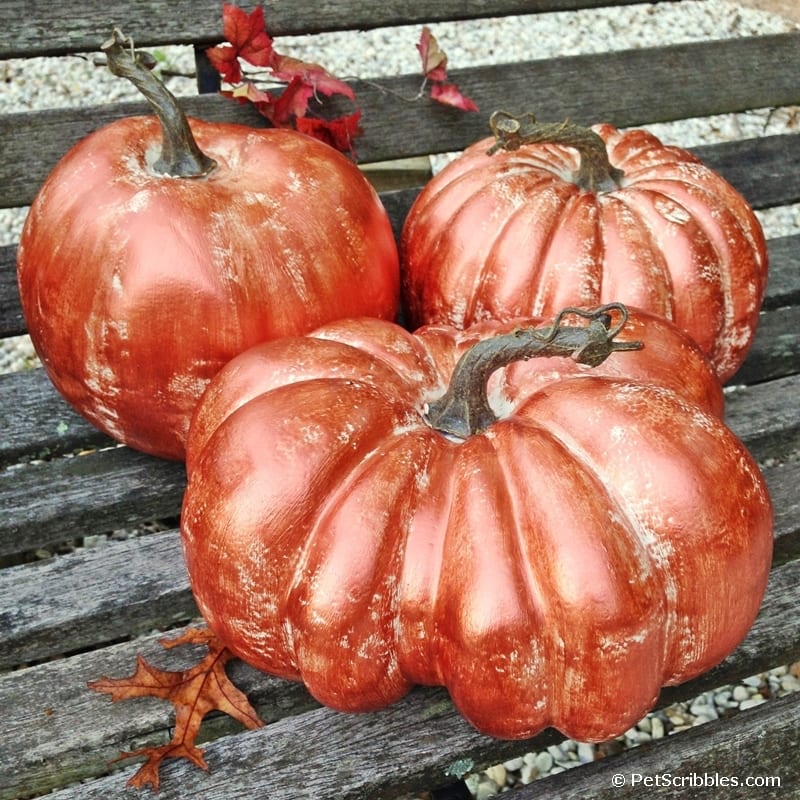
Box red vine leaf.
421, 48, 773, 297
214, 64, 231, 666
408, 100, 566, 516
417, 26, 449, 82
269, 76, 317, 125
207, 3, 361, 154
296, 110, 364, 157
269, 52, 355, 101
206, 4, 273, 82
88, 626, 264, 791
430, 81, 480, 112
415, 26, 479, 112
205, 42, 243, 84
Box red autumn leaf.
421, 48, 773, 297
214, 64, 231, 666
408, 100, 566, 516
88, 626, 264, 791
205, 44, 243, 84
206, 4, 273, 83
417, 26, 449, 82
221, 3, 273, 66
296, 110, 363, 157
269, 76, 316, 125
269, 51, 355, 101
430, 81, 479, 112
225, 82, 274, 106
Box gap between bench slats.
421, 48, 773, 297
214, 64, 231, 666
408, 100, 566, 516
0, 0, 678, 59
2, 33, 799, 208
13, 559, 797, 800
2, 557, 798, 800
0, 453, 797, 673
1, 355, 799, 563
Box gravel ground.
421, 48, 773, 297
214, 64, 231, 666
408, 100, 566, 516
2, 2, 799, 796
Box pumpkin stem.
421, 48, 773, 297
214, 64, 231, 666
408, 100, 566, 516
425, 303, 642, 439
102, 27, 217, 178
487, 111, 624, 192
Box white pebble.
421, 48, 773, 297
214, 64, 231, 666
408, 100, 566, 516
690, 702, 718, 721
780, 674, 800, 693
484, 764, 506, 788
577, 743, 596, 763
475, 778, 500, 800
503, 757, 524, 772
739, 695, 766, 710
732, 685, 751, 702
546, 745, 564, 761
534, 751, 554, 774
651, 717, 665, 739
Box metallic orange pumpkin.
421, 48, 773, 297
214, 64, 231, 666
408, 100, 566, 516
16, 32, 399, 460
181, 307, 772, 741
401, 113, 768, 382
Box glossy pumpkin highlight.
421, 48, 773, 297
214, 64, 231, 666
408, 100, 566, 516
181, 309, 772, 741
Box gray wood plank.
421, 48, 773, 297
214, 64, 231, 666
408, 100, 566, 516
2, 33, 799, 207
723, 374, 800, 463
731, 306, 800, 389
0, 446, 185, 558
0, 629, 319, 800
691, 134, 800, 212
0, 530, 196, 670
0, 368, 116, 467
28, 560, 800, 800
759, 235, 800, 311
0, 246, 22, 336
0, 0, 679, 58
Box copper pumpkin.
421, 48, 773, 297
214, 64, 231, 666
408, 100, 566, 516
401, 112, 768, 382
181, 306, 772, 741
16, 31, 399, 460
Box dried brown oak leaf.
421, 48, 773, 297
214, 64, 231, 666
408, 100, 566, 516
89, 626, 264, 790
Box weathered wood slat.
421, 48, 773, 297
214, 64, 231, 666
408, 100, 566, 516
20, 559, 797, 800
4, 556, 798, 800
0, 369, 115, 467
759, 235, 800, 311
723, 374, 800, 462
0, 250, 21, 336
0, 531, 196, 670
691, 134, 800, 211
0, 446, 184, 557
0, 0, 674, 59
1, 454, 797, 674
0, 631, 317, 800
2, 33, 799, 208
732, 306, 800, 388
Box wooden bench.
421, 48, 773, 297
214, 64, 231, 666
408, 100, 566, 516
1, 2, 799, 798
